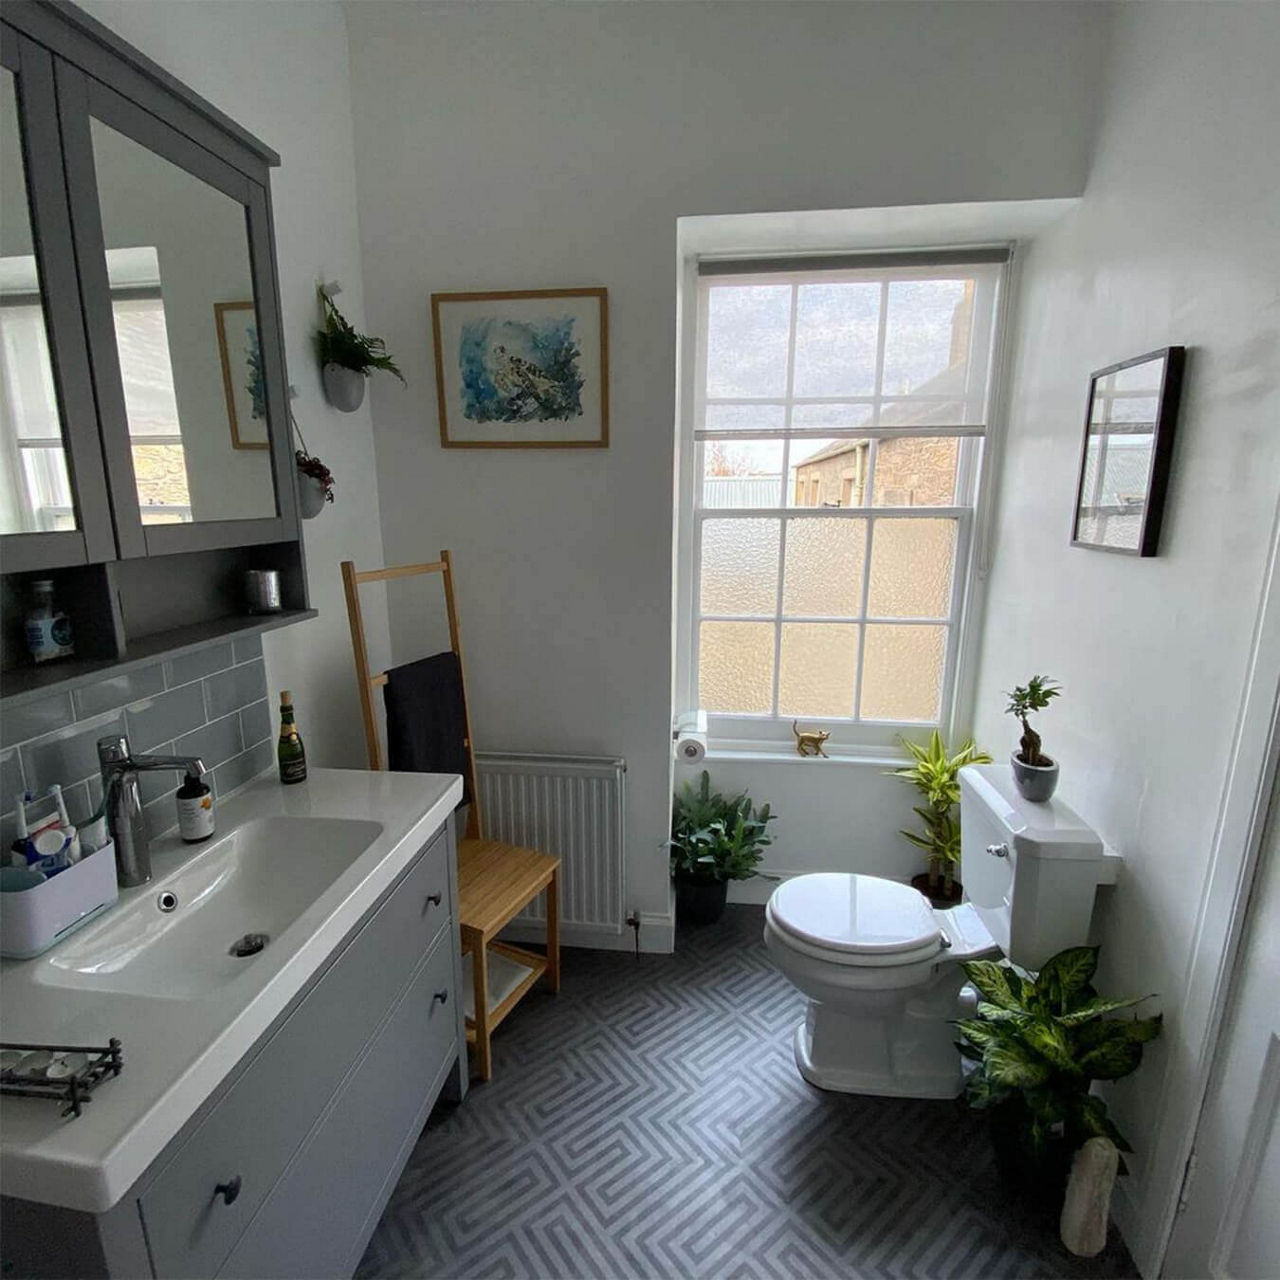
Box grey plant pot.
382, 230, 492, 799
322, 363, 365, 413
1011, 751, 1059, 803
297, 472, 328, 520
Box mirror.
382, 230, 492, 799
1071, 347, 1184, 557
0, 66, 78, 536
90, 117, 277, 525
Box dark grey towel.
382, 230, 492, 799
383, 651, 472, 805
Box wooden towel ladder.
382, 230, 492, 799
341, 552, 560, 1082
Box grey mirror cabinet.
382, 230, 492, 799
1, 0, 311, 703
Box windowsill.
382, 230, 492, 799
688, 745, 908, 768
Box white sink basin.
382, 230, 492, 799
35, 816, 382, 1000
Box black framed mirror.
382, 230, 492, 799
1070, 346, 1185, 557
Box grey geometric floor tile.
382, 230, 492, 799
359, 906, 1135, 1280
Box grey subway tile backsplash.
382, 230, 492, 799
2, 748, 24, 811
3, 638, 277, 836
204, 659, 267, 722
1, 690, 75, 749
126, 684, 206, 753
239, 699, 272, 749
176, 713, 243, 772
72, 664, 165, 720
165, 643, 234, 689
233, 634, 263, 665
214, 739, 274, 799
22, 713, 125, 795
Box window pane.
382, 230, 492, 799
790, 403, 873, 430
788, 437, 868, 508
865, 519, 957, 619
18, 446, 73, 530
699, 621, 775, 713
782, 517, 866, 616
113, 297, 182, 437
882, 280, 972, 397
699, 518, 779, 615
701, 440, 783, 509
878, 398, 970, 428
867, 519, 956, 617
792, 282, 880, 397
703, 403, 786, 432
871, 437, 960, 506
705, 285, 790, 398
132, 443, 192, 523
860, 624, 946, 721
779, 623, 859, 717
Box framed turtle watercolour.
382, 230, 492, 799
431, 288, 608, 448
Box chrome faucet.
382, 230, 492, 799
97, 735, 207, 888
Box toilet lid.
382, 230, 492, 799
769, 873, 942, 956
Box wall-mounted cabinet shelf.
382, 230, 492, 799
1, 1, 310, 706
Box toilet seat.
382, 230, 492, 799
767, 873, 944, 968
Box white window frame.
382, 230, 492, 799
674, 252, 1013, 757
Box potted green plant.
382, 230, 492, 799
1007, 675, 1062, 802
669, 770, 775, 925
316, 285, 405, 412
294, 449, 334, 518
956, 945, 1161, 1211
888, 730, 992, 907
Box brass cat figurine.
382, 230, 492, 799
792, 721, 830, 758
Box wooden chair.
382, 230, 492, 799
341, 551, 559, 1082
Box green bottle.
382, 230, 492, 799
277, 690, 307, 785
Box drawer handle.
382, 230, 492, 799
214, 1175, 242, 1206
425, 892, 443, 909
432, 989, 449, 1006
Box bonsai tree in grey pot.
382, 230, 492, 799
1007, 675, 1062, 802
669, 770, 775, 925
316, 285, 404, 412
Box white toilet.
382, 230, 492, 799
763, 763, 1120, 1099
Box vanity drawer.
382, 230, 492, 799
220, 931, 458, 1278
139, 827, 451, 1280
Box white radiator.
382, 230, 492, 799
474, 752, 626, 937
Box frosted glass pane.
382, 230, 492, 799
700, 518, 780, 615
867, 519, 956, 617
871, 437, 960, 506
788, 437, 871, 508
793, 283, 880, 397
705, 285, 790, 398
882, 280, 972, 397
791, 403, 873, 429
779, 623, 859, 717
782, 518, 866, 616
701, 440, 783, 509
703, 403, 787, 432
699, 621, 775, 714
860, 624, 946, 721
878, 398, 970, 428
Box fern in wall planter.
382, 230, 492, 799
316, 284, 404, 413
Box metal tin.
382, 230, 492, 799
244, 569, 282, 614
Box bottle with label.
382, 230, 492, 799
24, 579, 74, 665
176, 773, 215, 842
277, 690, 307, 785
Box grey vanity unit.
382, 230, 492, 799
0, 0, 313, 706
2, 818, 469, 1279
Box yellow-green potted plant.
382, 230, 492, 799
888, 730, 991, 907
316, 285, 404, 412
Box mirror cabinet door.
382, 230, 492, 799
58, 66, 293, 556
0, 32, 114, 566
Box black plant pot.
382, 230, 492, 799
675, 877, 729, 926
988, 1100, 1072, 1218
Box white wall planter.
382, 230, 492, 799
321, 363, 365, 413
297, 472, 329, 519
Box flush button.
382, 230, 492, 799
987, 843, 1010, 859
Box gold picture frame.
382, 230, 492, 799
431, 287, 608, 448
214, 300, 269, 451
